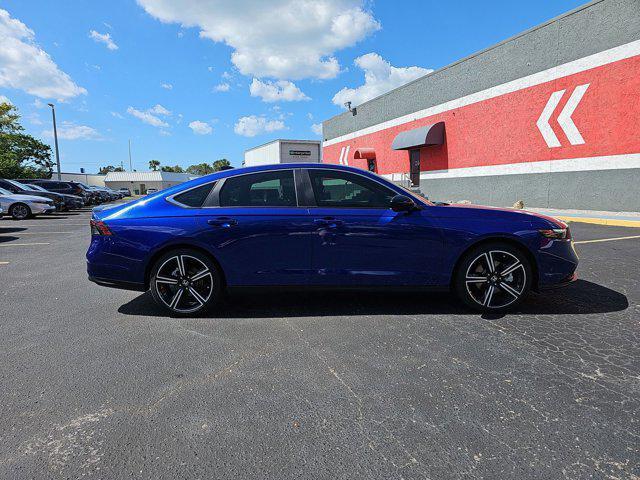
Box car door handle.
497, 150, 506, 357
207, 217, 238, 227
314, 217, 343, 228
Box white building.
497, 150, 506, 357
244, 139, 321, 167
104, 171, 199, 195
60, 172, 107, 187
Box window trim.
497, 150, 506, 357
166, 180, 218, 209
304, 168, 399, 209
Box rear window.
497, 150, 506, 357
172, 182, 216, 208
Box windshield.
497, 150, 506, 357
6, 179, 30, 190
0, 187, 12, 195
29, 184, 48, 192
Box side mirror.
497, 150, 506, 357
390, 194, 417, 212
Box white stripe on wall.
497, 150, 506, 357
343, 146, 350, 166
324, 39, 640, 147
397, 153, 640, 180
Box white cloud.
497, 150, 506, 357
136, 0, 380, 80
188, 120, 212, 135
207, 66, 214, 72
0, 9, 86, 100
234, 115, 286, 137
249, 78, 309, 103
332, 53, 432, 108
221, 71, 232, 80
42, 121, 100, 140
127, 106, 169, 128
161, 82, 173, 90
89, 30, 118, 50
311, 123, 323, 136
213, 82, 230, 92
149, 103, 171, 116
103, 22, 113, 30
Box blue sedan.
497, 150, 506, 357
87, 164, 578, 315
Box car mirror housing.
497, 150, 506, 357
390, 194, 417, 212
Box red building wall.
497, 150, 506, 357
323, 44, 640, 178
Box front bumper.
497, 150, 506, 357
31, 203, 56, 214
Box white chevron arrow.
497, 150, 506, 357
536, 83, 589, 148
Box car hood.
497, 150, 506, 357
430, 203, 566, 227
0, 193, 52, 203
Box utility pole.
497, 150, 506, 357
47, 103, 62, 180
128, 139, 133, 171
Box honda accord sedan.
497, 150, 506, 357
87, 164, 578, 315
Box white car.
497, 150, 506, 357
0, 186, 56, 220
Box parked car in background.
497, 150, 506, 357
0, 178, 66, 211
146, 188, 158, 195
22, 179, 95, 205
0, 186, 56, 219
118, 187, 131, 196
18, 182, 84, 209
88, 163, 578, 316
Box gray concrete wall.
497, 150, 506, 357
421, 169, 640, 212
323, 0, 640, 141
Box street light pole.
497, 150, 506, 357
47, 103, 62, 180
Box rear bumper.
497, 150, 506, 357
88, 275, 146, 291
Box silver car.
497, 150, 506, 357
0, 186, 56, 219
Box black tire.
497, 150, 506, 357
454, 242, 533, 313
10, 203, 32, 220
149, 248, 223, 317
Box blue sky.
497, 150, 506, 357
0, 0, 585, 173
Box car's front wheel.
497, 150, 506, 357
149, 249, 223, 316
10, 203, 32, 220
454, 242, 532, 313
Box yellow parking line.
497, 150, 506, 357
0, 242, 50, 247
558, 216, 640, 228
574, 235, 640, 245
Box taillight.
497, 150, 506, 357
90, 219, 113, 236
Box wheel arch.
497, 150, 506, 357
450, 236, 539, 291
143, 242, 227, 290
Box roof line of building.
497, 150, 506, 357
244, 139, 321, 153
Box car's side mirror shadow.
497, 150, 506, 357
390, 194, 418, 212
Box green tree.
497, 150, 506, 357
161, 165, 184, 173
212, 158, 232, 171
186, 162, 215, 176
149, 159, 160, 171
0, 102, 52, 179
98, 165, 124, 174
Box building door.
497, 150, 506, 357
409, 149, 420, 187
140, 183, 146, 194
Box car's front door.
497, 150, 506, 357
197, 169, 313, 286
305, 169, 443, 286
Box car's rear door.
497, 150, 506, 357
196, 169, 314, 286
304, 168, 443, 286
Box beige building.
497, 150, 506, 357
104, 171, 199, 195
244, 139, 321, 167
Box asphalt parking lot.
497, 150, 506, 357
0, 207, 638, 479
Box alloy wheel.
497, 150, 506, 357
12, 204, 30, 220
154, 254, 214, 314
464, 250, 527, 309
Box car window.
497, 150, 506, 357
172, 182, 216, 208
219, 171, 296, 207
0, 187, 11, 195
308, 170, 395, 208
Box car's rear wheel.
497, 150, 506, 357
149, 249, 222, 316
454, 242, 532, 313
10, 203, 32, 220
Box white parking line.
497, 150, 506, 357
0, 261, 8, 265
2, 231, 75, 235
574, 235, 640, 245
0, 242, 50, 247
0, 223, 88, 227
